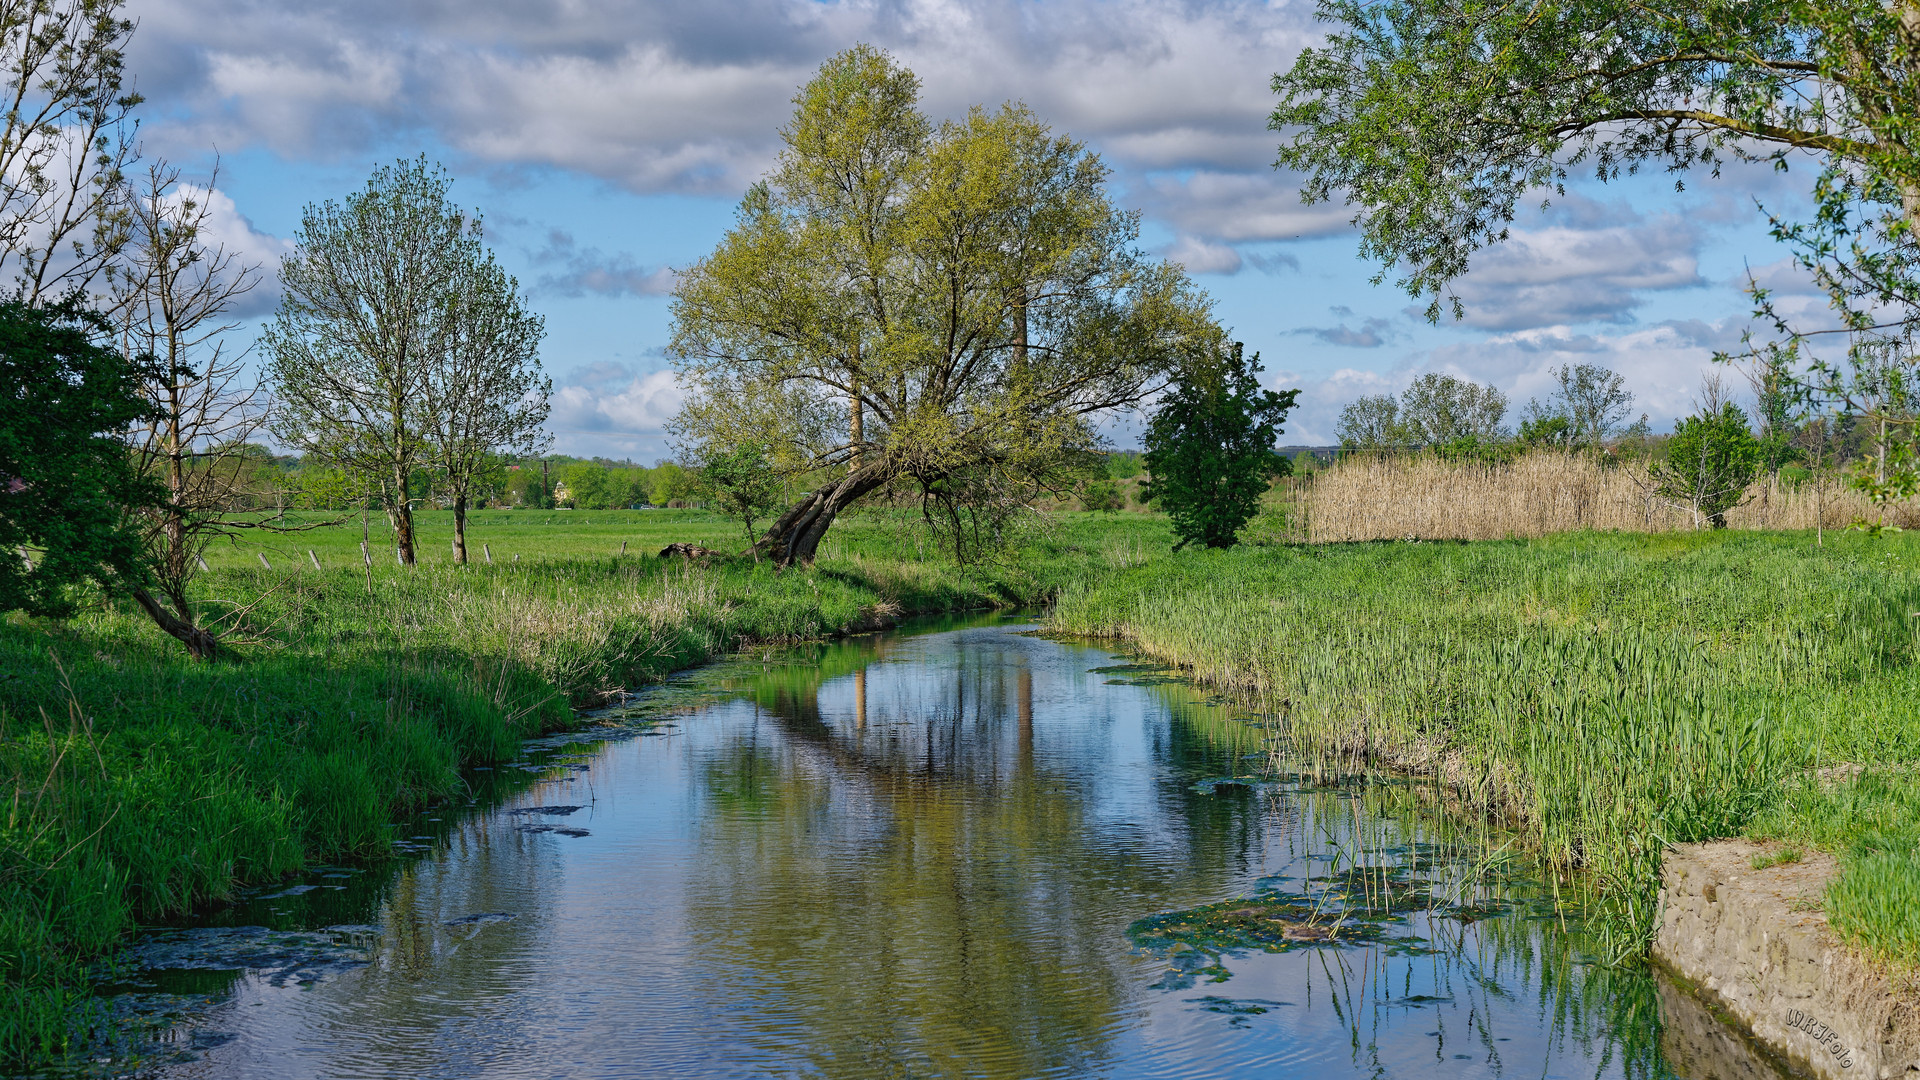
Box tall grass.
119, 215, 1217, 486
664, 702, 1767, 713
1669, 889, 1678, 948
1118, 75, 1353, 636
1749, 768, 1920, 969
0, 638, 554, 1063
1050, 531, 1920, 958
1, 510, 1170, 1068
1297, 452, 1878, 541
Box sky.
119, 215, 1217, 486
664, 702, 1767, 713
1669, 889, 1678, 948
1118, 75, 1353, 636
124, 0, 1835, 458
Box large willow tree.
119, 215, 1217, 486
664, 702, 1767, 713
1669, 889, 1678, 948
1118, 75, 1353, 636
1271, 0, 1920, 317
671, 46, 1221, 565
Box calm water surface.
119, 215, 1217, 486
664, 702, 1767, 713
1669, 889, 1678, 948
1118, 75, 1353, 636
121, 615, 1760, 1079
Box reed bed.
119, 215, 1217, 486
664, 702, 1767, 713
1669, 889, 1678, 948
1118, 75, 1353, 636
1050, 530, 1920, 960
1298, 452, 1883, 542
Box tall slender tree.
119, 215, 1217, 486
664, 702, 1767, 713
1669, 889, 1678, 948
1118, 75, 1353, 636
113, 159, 265, 658
265, 158, 477, 566
422, 254, 549, 564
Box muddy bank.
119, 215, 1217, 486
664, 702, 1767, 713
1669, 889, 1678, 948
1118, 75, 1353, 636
1654, 840, 1920, 1079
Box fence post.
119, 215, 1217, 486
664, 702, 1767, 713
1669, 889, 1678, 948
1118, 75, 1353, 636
308, 549, 322, 571
257, 553, 272, 571
484, 543, 493, 565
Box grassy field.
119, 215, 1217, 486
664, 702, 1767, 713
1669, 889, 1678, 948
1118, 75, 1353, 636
1050, 529, 1920, 963
206, 507, 753, 570
0, 508, 1167, 1067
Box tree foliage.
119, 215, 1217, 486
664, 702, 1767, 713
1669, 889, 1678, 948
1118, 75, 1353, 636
1079, 479, 1124, 512
671, 46, 1221, 565
1398, 373, 1508, 443
698, 444, 785, 554
1336, 373, 1505, 449
1518, 363, 1638, 448
1144, 344, 1299, 550
1271, 0, 1920, 318
266, 158, 546, 566
420, 253, 549, 563
0, 300, 158, 616
1724, 169, 1920, 524
1654, 401, 1763, 528
0, 0, 141, 302
1336, 394, 1400, 449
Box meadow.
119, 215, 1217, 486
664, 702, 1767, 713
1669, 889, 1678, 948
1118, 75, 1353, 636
8, 498, 1920, 1067
1050, 528, 1920, 963
0, 507, 1167, 1065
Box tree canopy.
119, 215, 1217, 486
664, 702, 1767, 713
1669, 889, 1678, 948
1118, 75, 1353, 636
0, 301, 159, 617
1144, 344, 1299, 550
1655, 400, 1763, 527
698, 444, 785, 555
1270, 0, 1920, 317
1336, 373, 1506, 448
671, 45, 1222, 565
265, 158, 547, 566
1519, 363, 1640, 448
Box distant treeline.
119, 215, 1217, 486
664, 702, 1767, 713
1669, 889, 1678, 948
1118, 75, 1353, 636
150, 446, 1173, 517
183, 450, 711, 513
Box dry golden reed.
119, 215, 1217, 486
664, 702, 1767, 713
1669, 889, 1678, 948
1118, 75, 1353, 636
1296, 452, 1888, 542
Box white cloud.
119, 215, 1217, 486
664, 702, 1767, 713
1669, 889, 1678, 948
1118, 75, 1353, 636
175, 183, 294, 316
1136, 169, 1351, 244
1444, 212, 1706, 330
1292, 315, 1395, 348
547, 363, 685, 451
131, 0, 1319, 192
1162, 234, 1242, 275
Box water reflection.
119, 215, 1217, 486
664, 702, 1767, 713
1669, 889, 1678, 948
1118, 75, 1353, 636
130, 616, 1768, 1080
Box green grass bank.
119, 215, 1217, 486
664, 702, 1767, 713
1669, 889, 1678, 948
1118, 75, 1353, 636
1, 509, 1169, 1068
1049, 530, 1920, 963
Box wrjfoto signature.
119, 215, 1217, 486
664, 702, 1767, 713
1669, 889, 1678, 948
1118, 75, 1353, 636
1785, 1009, 1855, 1070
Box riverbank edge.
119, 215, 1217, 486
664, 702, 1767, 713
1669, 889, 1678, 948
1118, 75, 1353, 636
1652, 840, 1920, 1080
1067, 618, 1920, 1077
3, 568, 1030, 1071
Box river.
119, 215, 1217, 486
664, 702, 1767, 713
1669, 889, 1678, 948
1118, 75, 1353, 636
105, 614, 1777, 1079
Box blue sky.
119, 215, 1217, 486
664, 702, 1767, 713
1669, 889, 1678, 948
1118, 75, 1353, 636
127, 0, 1831, 458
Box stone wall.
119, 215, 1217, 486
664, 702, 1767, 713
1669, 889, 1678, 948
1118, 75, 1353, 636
1654, 840, 1920, 1080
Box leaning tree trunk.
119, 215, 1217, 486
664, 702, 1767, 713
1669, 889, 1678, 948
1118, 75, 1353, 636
131, 586, 219, 661
754, 464, 892, 567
